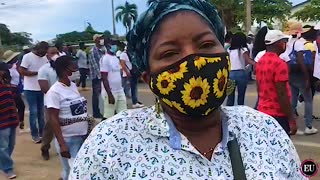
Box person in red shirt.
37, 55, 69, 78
256, 30, 297, 136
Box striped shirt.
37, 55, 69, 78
0, 84, 18, 129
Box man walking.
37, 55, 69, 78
289, 26, 318, 135
256, 30, 297, 135
101, 43, 127, 119
19, 41, 48, 143
76, 42, 89, 90
89, 34, 105, 119
38, 47, 59, 160
119, 46, 132, 98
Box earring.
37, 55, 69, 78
155, 97, 162, 115
226, 79, 236, 96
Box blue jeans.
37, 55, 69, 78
122, 77, 131, 97
227, 70, 248, 106
290, 80, 313, 128
55, 136, 85, 180
130, 76, 139, 105
24, 90, 44, 138
91, 78, 102, 118
0, 127, 16, 173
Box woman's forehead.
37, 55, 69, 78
151, 11, 215, 44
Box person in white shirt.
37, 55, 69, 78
119, 47, 132, 98
38, 47, 59, 161
226, 32, 255, 106
19, 41, 49, 143
46, 56, 88, 180
76, 42, 89, 89
100, 43, 127, 119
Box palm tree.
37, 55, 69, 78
115, 2, 138, 33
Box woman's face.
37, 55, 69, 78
147, 11, 225, 75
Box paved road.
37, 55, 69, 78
11, 82, 320, 179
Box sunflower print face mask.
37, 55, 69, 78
150, 53, 230, 117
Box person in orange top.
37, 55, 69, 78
256, 30, 297, 136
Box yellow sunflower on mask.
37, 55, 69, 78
213, 68, 228, 98
181, 77, 210, 108
194, 56, 207, 70
204, 108, 215, 116
156, 72, 176, 95
161, 98, 172, 107
172, 101, 186, 114
168, 61, 188, 81
227, 56, 231, 71
206, 57, 221, 63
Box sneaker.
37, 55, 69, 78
6, 171, 17, 179
41, 150, 50, 161
305, 127, 318, 135
296, 130, 305, 135
313, 115, 320, 120
32, 137, 41, 144
132, 103, 144, 109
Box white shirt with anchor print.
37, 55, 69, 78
70, 106, 306, 180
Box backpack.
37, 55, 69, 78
288, 40, 313, 73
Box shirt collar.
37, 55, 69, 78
147, 107, 231, 155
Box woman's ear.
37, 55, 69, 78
142, 71, 151, 84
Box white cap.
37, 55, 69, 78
265, 30, 289, 45
22, 45, 29, 50
93, 34, 104, 41
315, 23, 320, 30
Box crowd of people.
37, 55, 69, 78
0, 0, 319, 179
0, 34, 144, 179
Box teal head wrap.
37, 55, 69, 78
127, 0, 224, 73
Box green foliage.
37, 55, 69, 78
55, 23, 113, 44
0, 23, 32, 45
292, 0, 320, 22
207, 0, 292, 30
116, 2, 138, 33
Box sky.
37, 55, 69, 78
0, 0, 304, 42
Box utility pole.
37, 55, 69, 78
111, 0, 116, 35
246, 0, 252, 33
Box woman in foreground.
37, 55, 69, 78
70, 0, 304, 179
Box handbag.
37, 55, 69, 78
228, 137, 247, 180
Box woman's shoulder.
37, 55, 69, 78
222, 106, 283, 134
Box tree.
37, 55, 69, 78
0, 23, 32, 45
115, 2, 138, 33
292, 0, 320, 22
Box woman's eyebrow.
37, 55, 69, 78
192, 31, 213, 42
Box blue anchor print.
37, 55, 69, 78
135, 145, 143, 153
195, 170, 204, 177
90, 172, 98, 180
109, 150, 117, 158
270, 138, 277, 145
150, 125, 157, 130
259, 172, 268, 178
266, 158, 273, 164
150, 157, 159, 165
97, 149, 106, 156
120, 138, 128, 145
265, 119, 273, 125
250, 152, 257, 159
123, 162, 131, 171
116, 118, 123, 123
256, 139, 263, 145
138, 170, 148, 178
177, 158, 186, 165
283, 149, 289, 156
167, 168, 177, 176
96, 134, 102, 140
161, 146, 170, 153
84, 157, 90, 164
106, 129, 113, 136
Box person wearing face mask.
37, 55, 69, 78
46, 56, 89, 180
19, 41, 49, 143
256, 30, 297, 136
100, 42, 127, 119
38, 47, 59, 161
88, 34, 105, 119
70, 0, 304, 179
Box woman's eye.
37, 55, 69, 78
200, 42, 215, 49
160, 51, 178, 59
